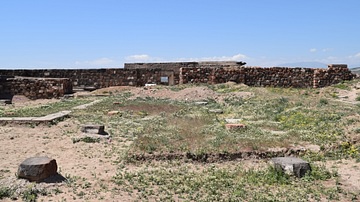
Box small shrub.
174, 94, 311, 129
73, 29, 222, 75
354, 128, 360, 134
0, 187, 13, 199
319, 98, 329, 105
333, 83, 350, 90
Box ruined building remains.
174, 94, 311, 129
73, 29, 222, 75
0, 62, 355, 99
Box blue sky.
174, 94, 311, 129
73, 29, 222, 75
1, 0, 360, 69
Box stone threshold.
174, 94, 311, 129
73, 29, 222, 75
0, 110, 71, 124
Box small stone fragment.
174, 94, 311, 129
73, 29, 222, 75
81, 124, 105, 134
271, 157, 311, 178
17, 157, 58, 182
225, 124, 246, 130
209, 109, 223, 114
194, 101, 208, 105
225, 118, 242, 124
84, 86, 96, 91
107, 111, 120, 115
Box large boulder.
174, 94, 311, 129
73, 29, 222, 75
17, 157, 58, 182
271, 157, 311, 178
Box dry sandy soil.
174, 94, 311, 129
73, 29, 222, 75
1, 84, 360, 201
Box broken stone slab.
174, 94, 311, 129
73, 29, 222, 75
84, 86, 97, 91
208, 109, 223, 114
107, 111, 120, 116
33, 110, 71, 122
225, 123, 246, 130
271, 157, 311, 178
62, 94, 74, 99
17, 157, 58, 182
194, 101, 208, 105
80, 124, 106, 135
72, 100, 102, 109
225, 118, 242, 124
0, 99, 12, 105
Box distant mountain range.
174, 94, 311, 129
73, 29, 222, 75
350, 66, 360, 74
276, 62, 328, 68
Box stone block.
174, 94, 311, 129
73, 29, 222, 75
225, 118, 242, 124
271, 157, 311, 178
194, 101, 208, 105
17, 157, 58, 182
208, 109, 223, 114
225, 123, 246, 130
0, 99, 12, 105
107, 111, 120, 115
81, 124, 106, 135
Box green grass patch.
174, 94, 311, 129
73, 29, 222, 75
113, 162, 347, 201
1, 98, 91, 117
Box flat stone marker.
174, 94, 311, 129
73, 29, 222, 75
17, 157, 58, 182
0, 99, 12, 105
107, 111, 120, 115
73, 100, 102, 110
33, 110, 71, 122
209, 109, 223, 114
194, 101, 208, 105
271, 157, 311, 178
84, 86, 96, 91
225, 118, 242, 124
81, 124, 105, 135
225, 123, 246, 130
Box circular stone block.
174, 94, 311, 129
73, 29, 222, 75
17, 157, 58, 182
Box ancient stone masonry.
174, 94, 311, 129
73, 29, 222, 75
0, 77, 72, 99
0, 68, 166, 89
180, 63, 354, 88
313, 64, 354, 88
0, 62, 355, 100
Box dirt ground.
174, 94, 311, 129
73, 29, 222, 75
1, 84, 360, 201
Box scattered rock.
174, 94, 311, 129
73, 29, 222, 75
107, 111, 120, 116
81, 124, 105, 135
225, 118, 242, 124
225, 124, 246, 130
84, 86, 97, 91
17, 157, 58, 182
62, 94, 74, 99
0, 99, 12, 105
194, 101, 208, 105
271, 157, 311, 178
208, 109, 223, 114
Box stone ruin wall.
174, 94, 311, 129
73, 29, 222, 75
0, 68, 165, 89
0, 62, 355, 100
180, 64, 354, 88
0, 77, 72, 99
124, 62, 200, 85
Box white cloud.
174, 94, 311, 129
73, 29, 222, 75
176, 54, 248, 62
125, 54, 165, 63
125, 54, 151, 61
75, 57, 114, 66
354, 53, 360, 58
322, 48, 333, 52
310, 48, 317, 52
